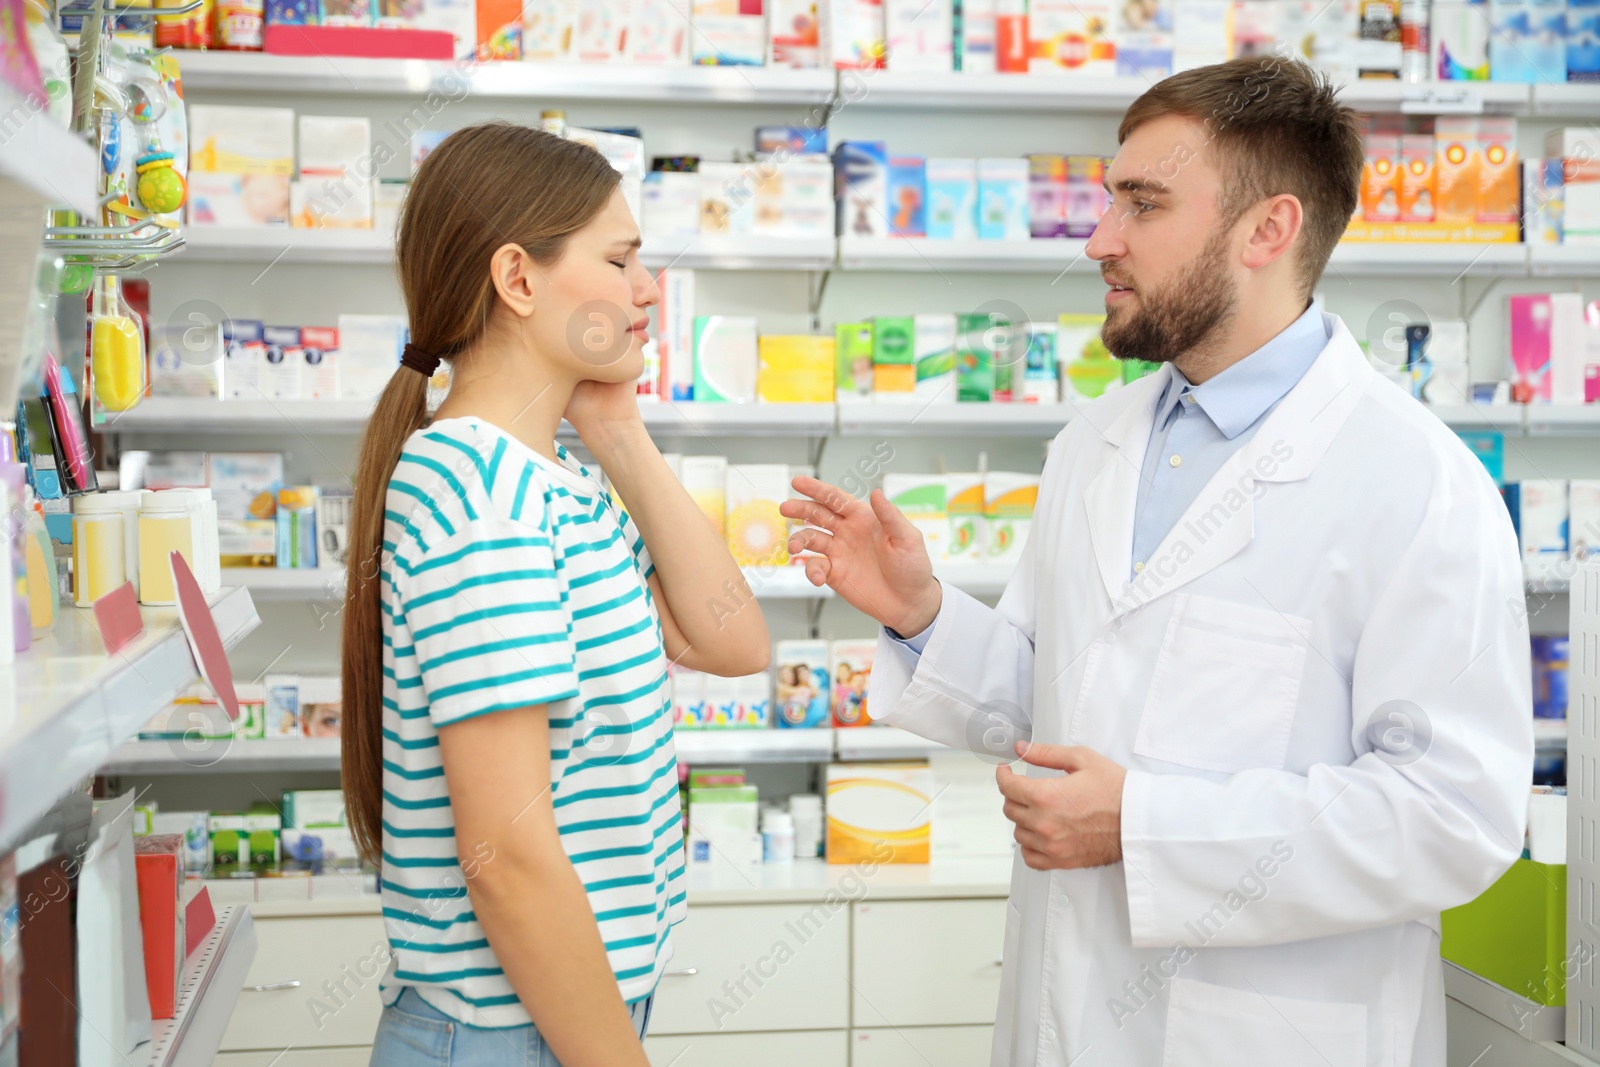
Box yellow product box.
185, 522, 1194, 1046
946, 472, 987, 563
725, 464, 790, 567
757, 335, 835, 403
825, 761, 933, 864
681, 455, 728, 538
986, 471, 1040, 566
1476, 117, 1519, 225
1434, 117, 1478, 225
1398, 134, 1435, 223
1360, 132, 1401, 222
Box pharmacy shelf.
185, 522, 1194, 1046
0, 585, 259, 854
102, 397, 380, 434
175, 226, 836, 271
676, 728, 834, 763
0, 87, 98, 215
222, 567, 345, 600
834, 724, 950, 761
1528, 244, 1600, 276
1423, 403, 1527, 433
837, 399, 1076, 436
1524, 405, 1600, 436
148, 904, 259, 1067
174, 50, 838, 103
640, 233, 836, 271
845, 72, 1153, 112
1341, 80, 1528, 115
1530, 82, 1600, 116
838, 235, 1096, 274
640, 401, 837, 435
1443, 960, 1564, 1045
1326, 242, 1529, 276
105, 736, 342, 774
1526, 557, 1577, 595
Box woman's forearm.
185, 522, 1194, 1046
468, 843, 649, 1067
581, 418, 770, 673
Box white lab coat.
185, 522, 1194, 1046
870, 314, 1533, 1067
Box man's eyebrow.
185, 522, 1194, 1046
1103, 177, 1172, 196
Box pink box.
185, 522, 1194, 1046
1509, 293, 1584, 403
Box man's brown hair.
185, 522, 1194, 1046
1119, 54, 1364, 297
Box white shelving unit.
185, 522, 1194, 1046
147, 904, 259, 1067
0, 88, 99, 215
1326, 242, 1529, 276
105, 736, 342, 774
173, 50, 837, 103
836, 399, 1075, 436
0, 586, 260, 853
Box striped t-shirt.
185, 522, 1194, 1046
376, 416, 686, 1028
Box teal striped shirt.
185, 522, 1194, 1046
377, 416, 686, 1028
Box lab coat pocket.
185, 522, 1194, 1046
1160, 976, 1366, 1067
1135, 594, 1311, 773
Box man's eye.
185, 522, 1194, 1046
1135, 200, 1156, 214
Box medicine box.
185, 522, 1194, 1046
883, 474, 949, 562
1518, 479, 1570, 561
776, 639, 831, 727
1571, 480, 1600, 558
681, 455, 729, 536
872, 315, 916, 399
725, 464, 791, 567
692, 0, 766, 64
977, 157, 1029, 239
926, 157, 978, 239
913, 312, 957, 402
693, 316, 759, 402
986, 471, 1039, 565
947, 472, 987, 561
830, 638, 875, 726
825, 761, 934, 863
150, 322, 224, 398
955, 312, 997, 401
688, 784, 761, 873
836, 141, 889, 238
836, 321, 875, 398
768, 0, 821, 65
887, 156, 927, 236
1028, 0, 1116, 74
884, 0, 952, 68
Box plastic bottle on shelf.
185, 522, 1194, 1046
762, 807, 796, 863
72, 494, 128, 608
541, 110, 567, 138
1400, 0, 1430, 82
789, 793, 823, 859
138, 490, 202, 605
23, 498, 56, 634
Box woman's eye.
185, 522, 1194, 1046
611, 259, 627, 269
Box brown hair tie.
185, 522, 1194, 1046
401, 342, 441, 376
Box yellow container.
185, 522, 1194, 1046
72, 512, 126, 607
139, 504, 199, 606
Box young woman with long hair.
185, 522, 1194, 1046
340, 122, 770, 1066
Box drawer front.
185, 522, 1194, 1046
649, 903, 849, 1034
221, 913, 390, 1051
646, 1029, 848, 1067
852, 900, 1006, 1028
217, 1049, 372, 1066
850, 1026, 994, 1067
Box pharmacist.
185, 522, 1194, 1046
782, 57, 1532, 1067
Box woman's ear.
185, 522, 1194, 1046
489, 243, 541, 318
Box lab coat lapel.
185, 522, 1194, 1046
1110, 316, 1372, 618
1081, 367, 1175, 605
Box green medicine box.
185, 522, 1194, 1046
1440, 858, 1566, 1006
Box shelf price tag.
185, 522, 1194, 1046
1401, 85, 1484, 114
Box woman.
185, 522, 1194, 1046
340, 122, 770, 1066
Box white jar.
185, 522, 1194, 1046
788, 793, 824, 860
98, 490, 144, 598
762, 808, 796, 864
72, 495, 128, 607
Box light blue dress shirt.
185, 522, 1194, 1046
892, 301, 1330, 654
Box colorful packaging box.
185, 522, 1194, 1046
884, 0, 951, 67
986, 471, 1039, 565
1028, 0, 1115, 73
1173, 0, 1232, 70
830, 639, 876, 726
913, 312, 957, 401
1508, 292, 1581, 402
836, 321, 875, 398
682, 455, 729, 536
946, 472, 987, 560
632, 0, 692, 61
872, 315, 916, 399
758, 335, 835, 402
1028, 154, 1068, 239
1477, 118, 1520, 224
996, 0, 1028, 69
1398, 134, 1436, 222
1115, 0, 1173, 76
522, 0, 578, 58
1433, 0, 1489, 78
1570, 480, 1600, 558
887, 156, 927, 236
1519, 479, 1570, 561
1023, 321, 1059, 402
1361, 126, 1402, 223
1572, 0, 1600, 80
926, 157, 978, 240
573, 0, 630, 60
776, 640, 832, 727
955, 312, 996, 401
977, 157, 1029, 239
883, 474, 949, 561
821, 0, 885, 66
726, 464, 791, 567
768, 0, 821, 64
1066, 155, 1107, 237
825, 761, 933, 862
693, 315, 759, 402
692, 0, 767, 63
1435, 117, 1479, 224
1524, 158, 1565, 244
958, 0, 997, 70
836, 140, 889, 237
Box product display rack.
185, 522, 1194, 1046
0, 85, 98, 216
0, 585, 260, 854
147, 904, 259, 1067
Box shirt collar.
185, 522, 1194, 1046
1155, 301, 1330, 440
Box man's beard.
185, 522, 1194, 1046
1099, 226, 1238, 365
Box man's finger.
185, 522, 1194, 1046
789, 527, 835, 558
1015, 740, 1096, 773
779, 498, 841, 532
996, 762, 1036, 803
803, 556, 831, 588
867, 488, 923, 543
792, 475, 861, 518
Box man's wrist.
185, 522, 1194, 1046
892, 579, 943, 639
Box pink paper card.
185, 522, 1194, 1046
170, 550, 240, 721
91, 581, 143, 655
184, 885, 216, 959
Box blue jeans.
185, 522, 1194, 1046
369, 987, 655, 1066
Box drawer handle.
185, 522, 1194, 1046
247, 980, 302, 991
663, 967, 698, 978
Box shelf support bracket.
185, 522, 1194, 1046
808, 268, 832, 333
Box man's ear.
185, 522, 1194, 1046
1240, 193, 1304, 271
489, 243, 540, 318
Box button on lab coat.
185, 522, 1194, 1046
870, 315, 1533, 1067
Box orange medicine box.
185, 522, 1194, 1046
1361, 133, 1401, 222
1399, 134, 1436, 222
1477, 117, 1519, 224
1435, 117, 1478, 225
